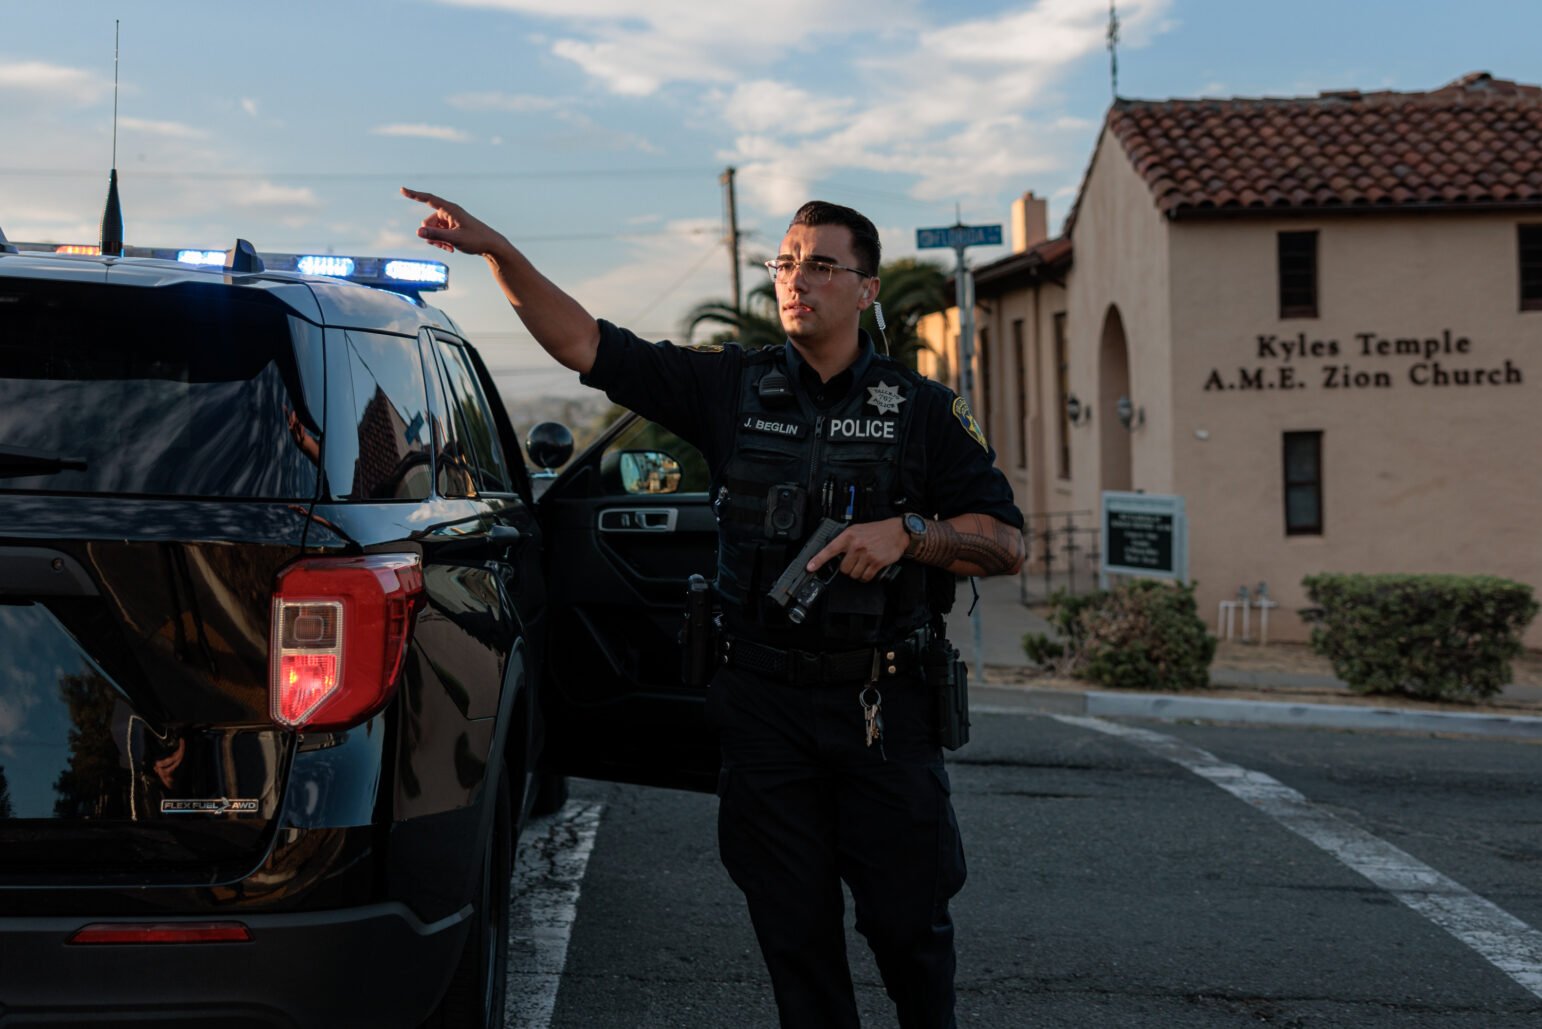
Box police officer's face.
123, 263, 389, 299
774, 224, 877, 347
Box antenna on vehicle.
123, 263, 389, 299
100, 19, 124, 257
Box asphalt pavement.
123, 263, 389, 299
946, 573, 1542, 741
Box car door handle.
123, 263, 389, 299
598, 508, 678, 533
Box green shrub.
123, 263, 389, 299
1023, 580, 1215, 691
1302, 573, 1538, 702
1022, 588, 1104, 669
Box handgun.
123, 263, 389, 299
765, 518, 848, 624
767, 517, 899, 624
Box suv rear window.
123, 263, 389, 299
0, 282, 319, 499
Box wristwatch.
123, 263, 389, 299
902, 512, 929, 555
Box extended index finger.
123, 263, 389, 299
805, 530, 852, 572
400, 186, 449, 210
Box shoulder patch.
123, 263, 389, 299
952, 396, 989, 451
686, 342, 726, 353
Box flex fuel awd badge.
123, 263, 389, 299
162, 798, 260, 814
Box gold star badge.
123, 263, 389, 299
867, 380, 905, 415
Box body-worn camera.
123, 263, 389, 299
764, 482, 806, 540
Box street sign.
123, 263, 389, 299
916, 224, 1003, 250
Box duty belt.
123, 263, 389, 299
722, 626, 930, 684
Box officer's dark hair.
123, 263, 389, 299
789, 201, 881, 278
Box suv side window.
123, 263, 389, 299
324, 329, 433, 501
435, 338, 512, 495
421, 332, 475, 499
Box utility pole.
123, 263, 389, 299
916, 216, 1003, 682
720, 167, 742, 315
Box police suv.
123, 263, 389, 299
0, 227, 720, 1026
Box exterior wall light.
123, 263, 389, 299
1116, 394, 1145, 431
1066, 393, 1091, 426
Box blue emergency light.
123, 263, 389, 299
5, 240, 450, 296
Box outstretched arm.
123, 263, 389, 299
805, 513, 1025, 582
400, 187, 599, 374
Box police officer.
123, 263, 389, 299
403, 188, 1025, 1029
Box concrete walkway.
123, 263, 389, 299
947, 573, 1542, 740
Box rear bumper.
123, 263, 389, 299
0, 900, 470, 1028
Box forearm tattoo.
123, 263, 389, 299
905, 517, 1023, 575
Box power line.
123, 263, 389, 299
623, 240, 726, 329
0, 166, 714, 181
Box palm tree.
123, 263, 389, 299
681, 278, 783, 349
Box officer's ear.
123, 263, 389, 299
857, 276, 880, 311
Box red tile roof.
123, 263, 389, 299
969, 235, 1072, 295
1107, 73, 1542, 219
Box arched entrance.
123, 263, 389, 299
1098, 305, 1133, 493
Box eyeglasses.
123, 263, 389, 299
764, 257, 871, 286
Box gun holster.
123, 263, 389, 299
680, 574, 721, 687
923, 634, 970, 750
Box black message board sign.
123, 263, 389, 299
1100, 492, 1187, 583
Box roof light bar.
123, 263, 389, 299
297, 255, 356, 278
7, 241, 449, 292
384, 260, 449, 285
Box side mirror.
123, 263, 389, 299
525, 422, 574, 477
615, 450, 682, 495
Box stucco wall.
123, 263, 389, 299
1066, 127, 1176, 508
1168, 213, 1542, 645
965, 280, 1069, 518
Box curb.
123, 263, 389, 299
974, 685, 1542, 740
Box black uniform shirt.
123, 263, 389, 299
581, 320, 1023, 529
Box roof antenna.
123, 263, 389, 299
1107, 1, 1121, 100
100, 19, 124, 257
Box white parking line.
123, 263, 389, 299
506, 800, 605, 1029
1053, 714, 1542, 1001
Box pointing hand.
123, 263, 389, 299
400, 187, 507, 257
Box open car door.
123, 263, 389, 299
536, 410, 719, 792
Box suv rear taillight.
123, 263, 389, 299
270, 554, 424, 730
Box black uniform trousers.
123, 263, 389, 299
708, 661, 967, 1029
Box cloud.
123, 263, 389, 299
241, 97, 260, 117
233, 181, 322, 208
436, 0, 1169, 209
715, 80, 853, 137
0, 60, 109, 104
447, 90, 560, 112
119, 117, 207, 140
550, 110, 658, 154
435, 0, 915, 95
714, 0, 1171, 211
371, 123, 474, 142
565, 216, 731, 338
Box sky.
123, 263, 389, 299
3, 0, 1538, 400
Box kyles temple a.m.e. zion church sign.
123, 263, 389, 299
1203, 329, 1526, 392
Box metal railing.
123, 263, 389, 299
1019, 510, 1101, 604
